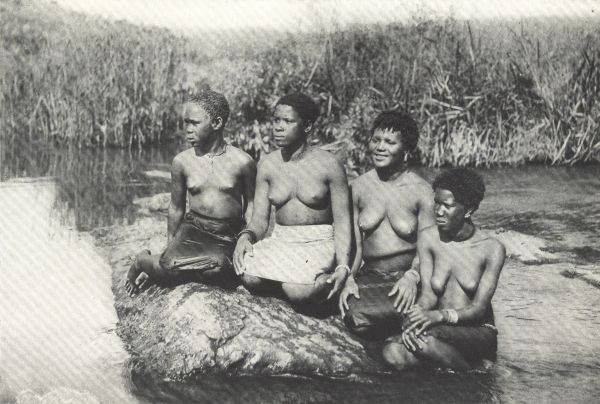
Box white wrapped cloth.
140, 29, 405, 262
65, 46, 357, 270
244, 224, 335, 284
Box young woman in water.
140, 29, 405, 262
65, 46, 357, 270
125, 90, 256, 295
382, 168, 505, 370
339, 111, 435, 340
233, 93, 351, 307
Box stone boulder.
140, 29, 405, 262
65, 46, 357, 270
93, 217, 383, 380
133, 192, 171, 214
93, 204, 585, 381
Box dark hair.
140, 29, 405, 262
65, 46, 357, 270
185, 90, 230, 126
371, 111, 419, 152
276, 93, 320, 124
433, 168, 486, 211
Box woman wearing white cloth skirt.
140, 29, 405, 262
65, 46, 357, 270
233, 93, 352, 307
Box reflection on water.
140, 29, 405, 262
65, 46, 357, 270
0, 180, 139, 403
0, 138, 175, 231
1, 142, 600, 403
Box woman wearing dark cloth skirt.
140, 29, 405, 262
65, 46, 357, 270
339, 111, 435, 340
125, 90, 256, 294
382, 168, 505, 370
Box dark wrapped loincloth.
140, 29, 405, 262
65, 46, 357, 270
159, 211, 243, 272
427, 323, 497, 364
386, 322, 498, 366
344, 265, 409, 340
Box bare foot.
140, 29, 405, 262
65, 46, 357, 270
125, 250, 151, 296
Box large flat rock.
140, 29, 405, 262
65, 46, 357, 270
93, 217, 383, 380
92, 206, 598, 381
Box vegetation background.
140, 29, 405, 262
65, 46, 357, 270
1, 0, 599, 174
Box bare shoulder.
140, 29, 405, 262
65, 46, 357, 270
173, 147, 192, 162
172, 148, 193, 171
485, 235, 506, 259
418, 224, 439, 245
307, 149, 346, 181
227, 145, 256, 169
350, 169, 376, 190
473, 232, 506, 260
310, 148, 342, 167
405, 171, 433, 190
256, 149, 280, 173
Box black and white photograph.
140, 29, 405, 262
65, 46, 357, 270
0, 0, 599, 402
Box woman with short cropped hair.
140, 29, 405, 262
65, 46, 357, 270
382, 168, 506, 370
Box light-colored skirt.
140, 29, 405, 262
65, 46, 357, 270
244, 224, 335, 284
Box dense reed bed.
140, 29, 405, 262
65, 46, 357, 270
1, 0, 599, 169
1, 0, 190, 148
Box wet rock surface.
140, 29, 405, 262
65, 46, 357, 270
133, 192, 171, 214
93, 217, 382, 380
93, 186, 600, 381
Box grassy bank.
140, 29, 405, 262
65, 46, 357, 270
1, 0, 599, 169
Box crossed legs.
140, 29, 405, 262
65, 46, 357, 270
382, 335, 471, 371
240, 273, 331, 304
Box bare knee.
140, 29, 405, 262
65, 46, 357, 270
281, 283, 315, 304
416, 335, 440, 358
416, 335, 471, 370
382, 342, 416, 371
240, 274, 266, 292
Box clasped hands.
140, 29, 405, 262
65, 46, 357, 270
400, 306, 445, 352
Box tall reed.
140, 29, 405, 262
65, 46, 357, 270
1, 0, 599, 169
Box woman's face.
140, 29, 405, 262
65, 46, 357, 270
369, 128, 406, 168
272, 104, 309, 148
434, 188, 469, 234
183, 102, 213, 147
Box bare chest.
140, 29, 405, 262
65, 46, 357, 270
431, 242, 487, 295
185, 158, 240, 194
356, 182, 419, 235
267, 161, 329, 208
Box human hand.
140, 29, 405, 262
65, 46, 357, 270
388, 274, 418, 314
401, 329, 428, 352
338, 275, 360, 318
326, 265, 350, 300
233, 235, 253, 275
404, 306, 444, 335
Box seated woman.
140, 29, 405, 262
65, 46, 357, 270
233, 93, 351, 307
125, 90, 256, 295
382, 168, 506, 370
339, 111, 435, 340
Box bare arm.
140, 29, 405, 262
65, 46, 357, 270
233, 157, 271, 275
325, 156, 352, 299
405, 184, 435, 279
167, 156, 187, 242
339, 181, 362, 315
245, 158, 271, 240
241, 156, 257, 225
454, 241, 506, 324
329, 158, 352, 269
349, 184, 363, 276
415, 229, 438, 310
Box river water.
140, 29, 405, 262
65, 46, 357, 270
0, 146, 599, 403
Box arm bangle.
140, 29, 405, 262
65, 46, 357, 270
405, 269, 421, 284
442, 309, 459, 324
237, 229, 257, 243
334, 265, 351, 276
